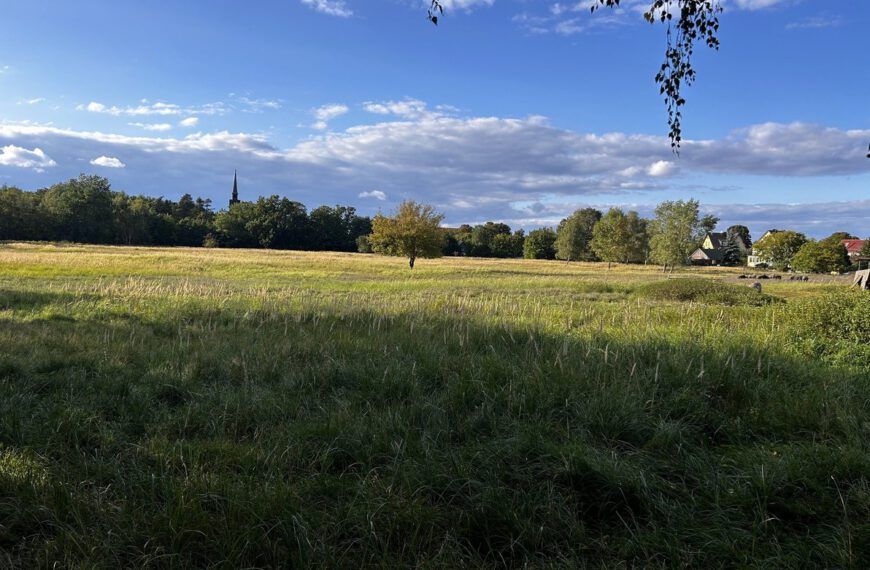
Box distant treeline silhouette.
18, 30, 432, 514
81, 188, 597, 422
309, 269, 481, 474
0, 175, 541, 257
0, 175, 372, 252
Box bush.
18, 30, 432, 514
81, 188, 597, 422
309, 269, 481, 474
634, 278, 783, 307
356, 235, 372, 253
202, 234, 220, 248
785, 290, 870, 368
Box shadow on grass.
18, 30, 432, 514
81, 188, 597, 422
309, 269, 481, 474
0, 288, 103, 318
0, 305, 867, 567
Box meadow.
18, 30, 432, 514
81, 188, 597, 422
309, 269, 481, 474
1, 243, 868, 568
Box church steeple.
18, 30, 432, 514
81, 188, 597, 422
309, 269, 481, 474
229, 170, 240, 207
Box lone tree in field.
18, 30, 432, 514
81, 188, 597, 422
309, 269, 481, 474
591, 208, 648, 268
369, 201, 445, 269
649, 199, 714, 270
555, 208, 602, 262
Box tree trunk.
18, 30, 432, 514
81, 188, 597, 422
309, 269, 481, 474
409, 257, 415, 269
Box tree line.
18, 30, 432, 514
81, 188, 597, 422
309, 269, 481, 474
369, 199, 731, 269
752, 230, 866, 274
0, 175, 372, 252
2, 175, 864, 273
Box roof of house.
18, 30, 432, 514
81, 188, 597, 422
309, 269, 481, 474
691, 248, 723, 261
706, 232, 727, 249
842, 239, 866, 254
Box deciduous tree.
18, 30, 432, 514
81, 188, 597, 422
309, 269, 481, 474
555, 208, 601, 262
791, 240, 850, 274
753, 230, 807, 271
648, 199, 707, 269
369, 201, 445, 268
590, 208, 647, 268
523, 228, 557, 260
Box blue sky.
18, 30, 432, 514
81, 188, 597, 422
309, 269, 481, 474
1, 0, 868, 238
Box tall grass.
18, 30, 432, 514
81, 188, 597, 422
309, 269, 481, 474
0, 243, 867, 567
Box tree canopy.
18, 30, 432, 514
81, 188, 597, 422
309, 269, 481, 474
753, 230, 807, 271
555, 208, 601, 262
369, 201, 445, 268
791, 240, 850, 274
591, 208, 648, 267
648, 199, 712, 268
726, 225, 752, 249
523, 228, 557, 260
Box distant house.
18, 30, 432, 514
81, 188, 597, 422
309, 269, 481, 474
690, 231, 749, 266
842, 239, 867, 261
689, 246, 723, 265
747, 230, 779, 268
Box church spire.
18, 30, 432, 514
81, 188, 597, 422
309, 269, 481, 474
229, 170, 240, 207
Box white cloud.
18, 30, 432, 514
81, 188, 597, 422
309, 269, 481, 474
129, 122, 173, 132
785, 15, 843, 30
231, 95, 282, 113
0, 65, 10, 75
301, 0, 353, 17
362, 98, 441, 120
179, 117, 199, 128
0, 144, 56, 169
432, 0, 495, 10
730, 0, 792, 10
647, 160, 676, 177
18, 98, 45, 105
520, 0, 796, 35
311, 103, 349, 130
79, 100, 226, 117
90, 156, 126, 168
359, 190, 387, 200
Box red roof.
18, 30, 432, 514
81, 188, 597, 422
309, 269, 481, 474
842, 239, 866, 254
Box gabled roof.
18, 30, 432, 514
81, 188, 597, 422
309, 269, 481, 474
691, 248, 723, 261
842, 239, 866, 254
707, 232, 727, 249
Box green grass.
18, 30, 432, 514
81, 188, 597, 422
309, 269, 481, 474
0, 243, 868, 568
634, 277, 784, 306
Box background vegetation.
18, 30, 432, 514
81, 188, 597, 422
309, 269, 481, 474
2, 178, 864, 274
1, 244, 867, 567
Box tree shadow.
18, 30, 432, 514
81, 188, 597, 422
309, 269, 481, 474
0, 305, 866, 568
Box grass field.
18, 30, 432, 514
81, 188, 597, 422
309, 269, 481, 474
1, 243, 868, 568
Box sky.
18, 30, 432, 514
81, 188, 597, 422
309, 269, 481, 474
0, 0, 868, 239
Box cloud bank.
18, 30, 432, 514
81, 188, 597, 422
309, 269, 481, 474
1, 104, 868, 237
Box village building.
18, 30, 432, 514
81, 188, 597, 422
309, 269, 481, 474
842, 239, 867, 262
747, 230, 779, 268
690, 231, 750, 266
228, 170, 240, 207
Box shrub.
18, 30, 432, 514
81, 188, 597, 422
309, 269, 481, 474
202, 234, 220, 248
634, 278, 782, 306
356, 235, 372, 253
